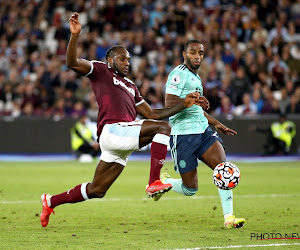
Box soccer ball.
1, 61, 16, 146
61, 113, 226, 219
212, 162, 240, 190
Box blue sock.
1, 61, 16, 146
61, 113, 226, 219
164, 178, 197, 196
218, 189, 233, 215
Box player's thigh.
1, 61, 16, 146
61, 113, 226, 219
89, 160, 125, 194
100, 122, 142, 165
170, 134, 198, 183
200, 140, 226, 170
139, 119, 171, 147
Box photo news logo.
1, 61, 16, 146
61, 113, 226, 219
251, 232, 300, 240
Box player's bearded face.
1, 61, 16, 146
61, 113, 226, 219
112, 51, 130, 77
185, 43, 204, 71
113, 61, 127, 77
186, 56, 201, 71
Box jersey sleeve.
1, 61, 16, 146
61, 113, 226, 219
165, 69, 186, 96
85, 61, 107, 80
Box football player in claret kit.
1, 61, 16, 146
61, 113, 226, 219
159, 40, 246, 228
40, 13, 209, 227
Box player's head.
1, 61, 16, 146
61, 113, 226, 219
183, 40, 204, 72
106, 45, 130, 77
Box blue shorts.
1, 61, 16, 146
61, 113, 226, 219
170, 126, 223, 174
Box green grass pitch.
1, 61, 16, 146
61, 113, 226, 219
0, 160, 300, 249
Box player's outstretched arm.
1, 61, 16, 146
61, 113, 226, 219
137, 92, 200, 120
204, 111, 237, 136
66, 12, 91, 76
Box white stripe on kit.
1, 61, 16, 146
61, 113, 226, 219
80, 182, 90, 200
152, 133, 170, 146
171, 135, 178, 172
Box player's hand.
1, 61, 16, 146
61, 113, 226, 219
183, 92, 200, 108
69, 12, 81, 35
215, 123, 237, 136
195, 96, 210, 110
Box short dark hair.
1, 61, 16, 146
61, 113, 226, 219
105, 45, 126, 60
184, 40, 202, 52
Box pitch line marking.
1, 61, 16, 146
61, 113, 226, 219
1, 193, 299, 204
162, 242, 300, 249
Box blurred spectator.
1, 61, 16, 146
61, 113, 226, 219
86, 92, 98, 120
277, 87, 291, 114
267, 54, 289, 90
252, 22, 268, 45
0, 0, 298, 120
148, 2, 164, 28
230, 66, 251, 105
251, 89, 264, 114
174, 0, 188, 35
255, 52, 268, 74
234, 93, 257, 116
213, 95, 236, 117
52, 98, 66, 120
266, 21, 288, 46
286, 94, 300, 114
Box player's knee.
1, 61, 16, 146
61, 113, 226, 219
182, 184, 198, 196
158, 121, 171, 135
213, 161, 226, 170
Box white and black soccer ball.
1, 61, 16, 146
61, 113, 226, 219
212, 162, 241, 190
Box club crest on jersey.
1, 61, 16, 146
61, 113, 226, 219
113, 77, 135, 96
171, 75, 181, 84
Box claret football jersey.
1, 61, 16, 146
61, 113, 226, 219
86, 60, 144, 139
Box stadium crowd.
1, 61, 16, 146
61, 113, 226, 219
0, 0, 300, 120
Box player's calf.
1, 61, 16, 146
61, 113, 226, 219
182, 184, 198, 196
87, 185, 107, 199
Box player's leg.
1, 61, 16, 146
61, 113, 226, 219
40, 122, 133, 227
87, 161, 124, 198
200, 140, 232, 216
200, 140, 226, 169
49, 161, 123, 206
201, 140, 245, 228
159, 134, 199, 200
139, 120, 173, 197
40, 160, 123, 227
162, 169, 198, 196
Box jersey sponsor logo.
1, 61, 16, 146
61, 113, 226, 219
113, 77, 135, 96
171, 75, 181, 84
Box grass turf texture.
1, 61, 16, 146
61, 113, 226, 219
0, 161, 300, 249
